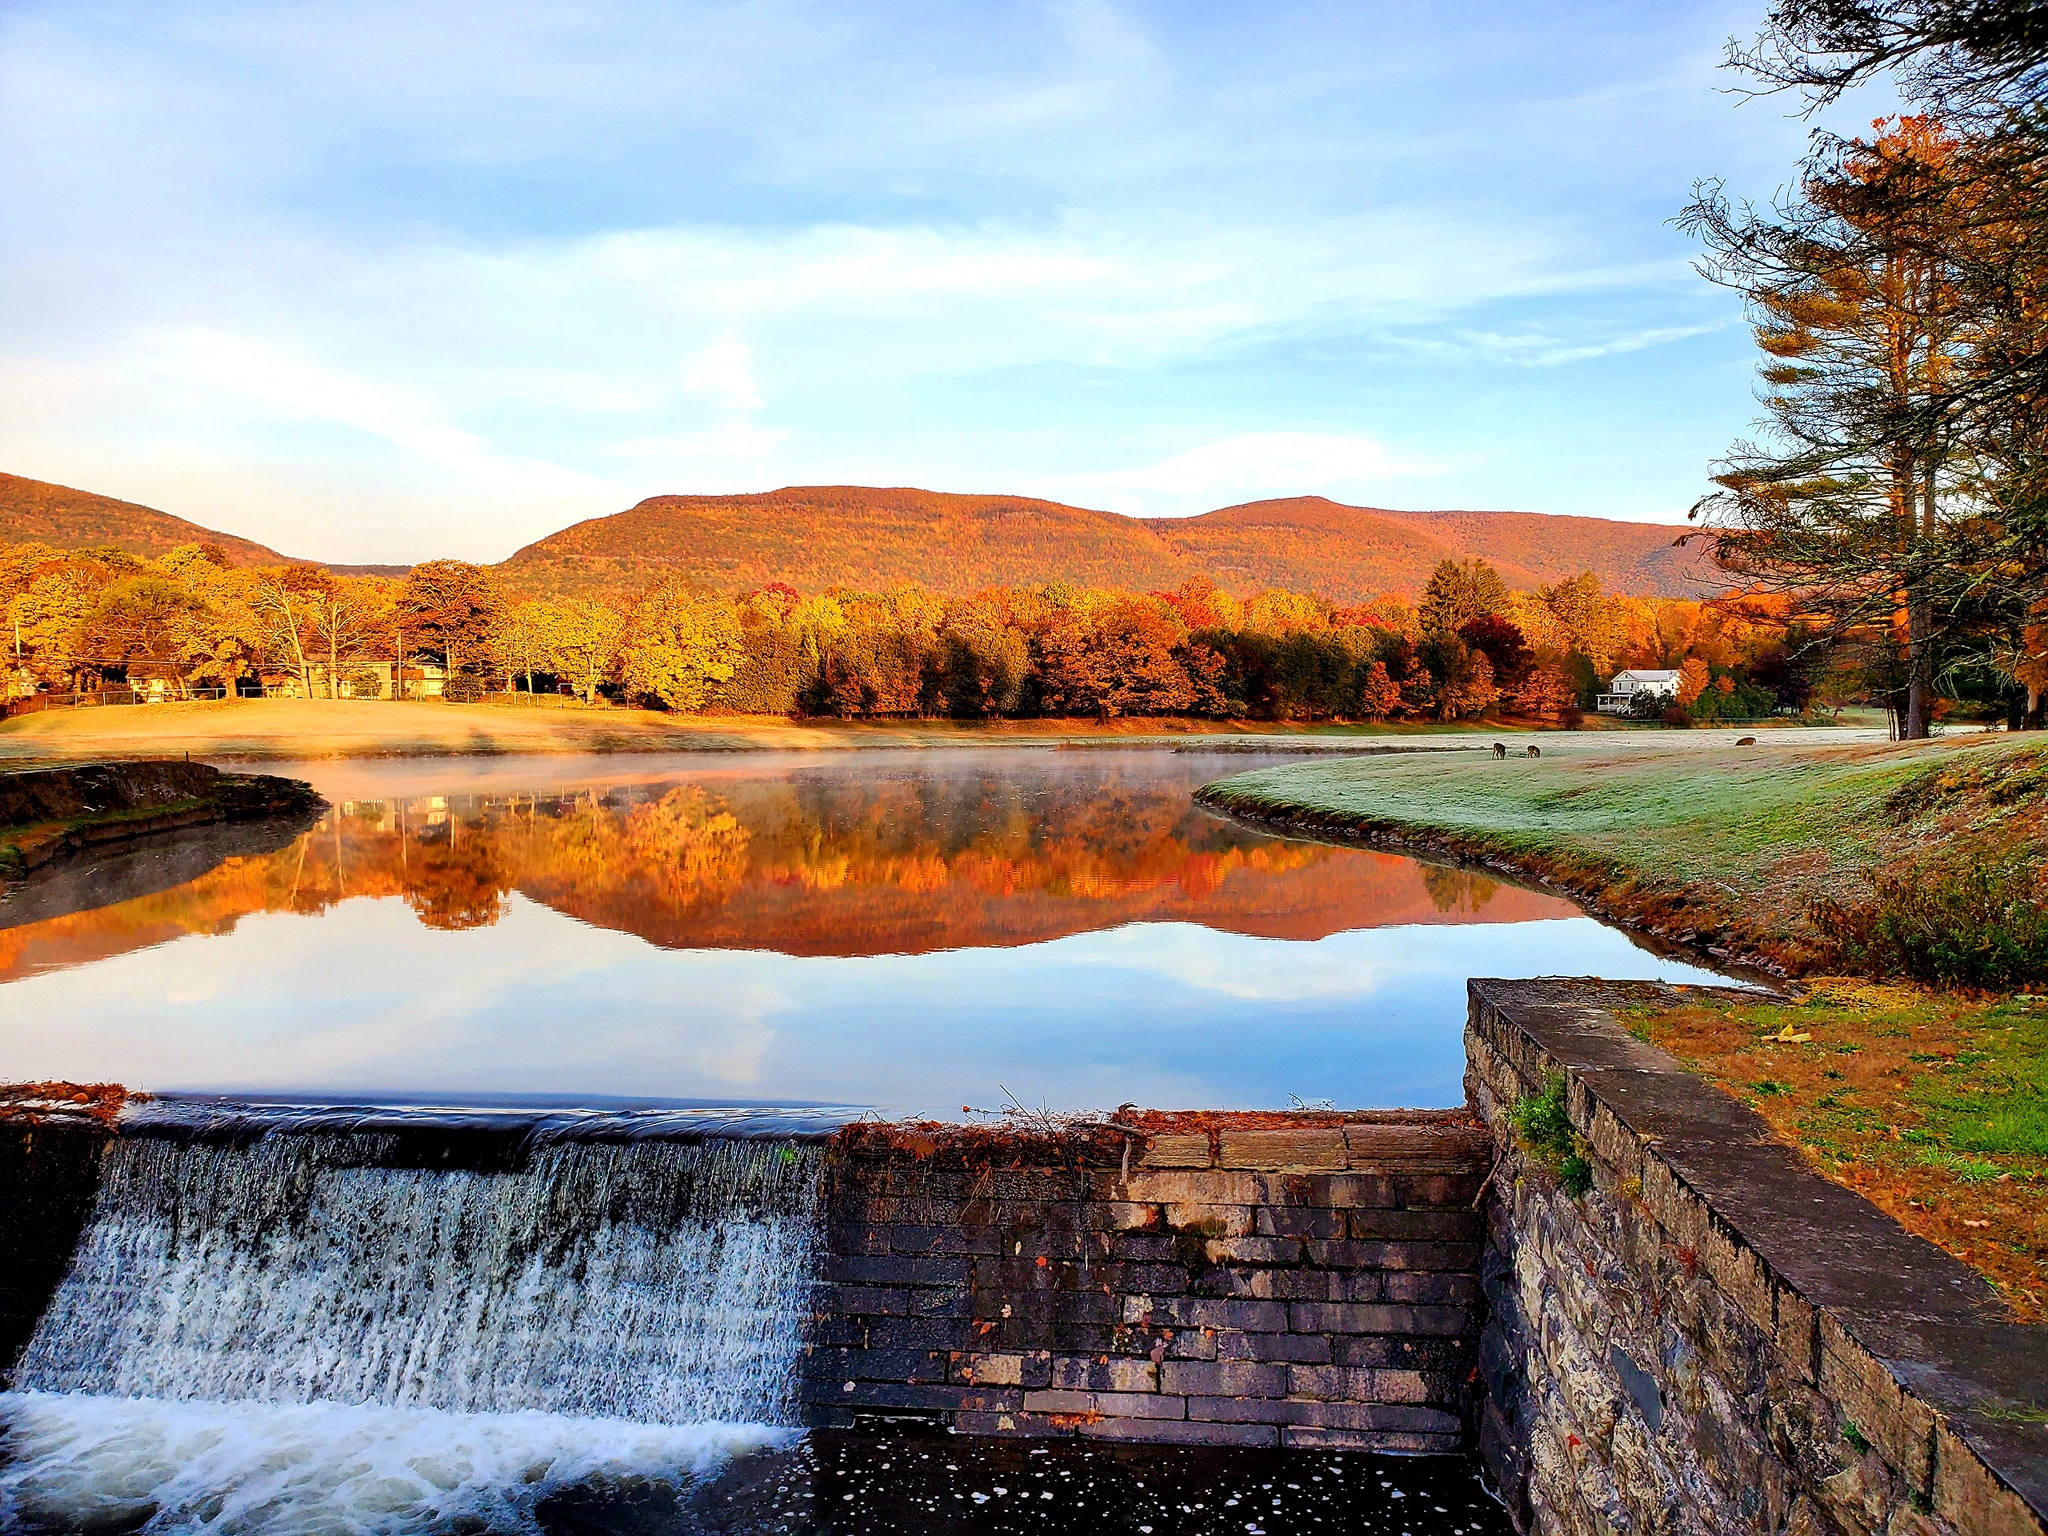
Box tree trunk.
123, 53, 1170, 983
2027, 685, 2044, 731
328, 625, 340, 700
1904, 586, 1933, 739
1902, 472, 1937, 740
394, 625, 405, 701
285, 599, 312, 701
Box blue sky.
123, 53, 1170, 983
0, 0, 1893, 563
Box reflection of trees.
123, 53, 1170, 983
0, 767, 1578, 977
1419, 865, 1499, 916
623, 788, 752, 907
405, 824, 510, 931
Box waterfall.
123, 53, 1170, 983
12, 1133, 824, 1426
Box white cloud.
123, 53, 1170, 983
1455, 322, 1725, 368
1045, 431, 1439, 518
0, 0, 1865, 550
677, 338, 763, 414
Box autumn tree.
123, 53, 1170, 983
1457, 613, 1533, 691
1356, 660, 1402, 721
400, 560, 503, 684
541, 599, 627, 705
620, 581, 742, 712
497, 602, 551, 695
252, 564, 330, 698
303, 576, 394, 697
939, 601, 1030, 717
1684, 118, 1997, 736
1677, 655, 1712, 707
1419, 558, 1509, 636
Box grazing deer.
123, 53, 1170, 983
1735, 735, 1756, 746
1492, 742, 1507, 759
1526, 744, 1541, 758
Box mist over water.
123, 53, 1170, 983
0, 750, 1725, 1115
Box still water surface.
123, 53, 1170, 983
0, 749, 1722, 1117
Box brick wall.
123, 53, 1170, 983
803, 1114, 1492, 1452
1466, 978, 2046, 1536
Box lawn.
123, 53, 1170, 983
1623, 983, 2047, 1322
1200, 733, 2048, 1316
1199, 731, 2048, 979
0, 696, 1512, 765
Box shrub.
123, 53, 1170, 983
443, 674, 485, 704
1510, 1073, 1593, 1195
1815, 857, 2048, 989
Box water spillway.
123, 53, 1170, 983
14, 1131, 825, 1425
0, 1123, 830, 1535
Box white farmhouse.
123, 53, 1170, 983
1597, 669, 1682, 715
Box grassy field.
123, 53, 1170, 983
1623, 984, 2046, 1322
0, 697, 1896, 768
0, 697, 1483, 765
1200, 729, 2047, 978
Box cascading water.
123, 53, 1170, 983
0, 1128, 827, 1535
15, 1133, 822, 1423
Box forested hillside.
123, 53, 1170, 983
4, 472, 1717, 604
0, 473, 292, 567
500, 487, 1719, 602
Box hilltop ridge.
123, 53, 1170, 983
501, 486, 1716, 602
3, 472, 1716, 601
0, 472, 294, 568
0, 473, 408, 576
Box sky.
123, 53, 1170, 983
0, 0, 1896, 564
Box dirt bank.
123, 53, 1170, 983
0, 760, 321, 879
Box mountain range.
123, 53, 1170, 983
3, 472, 1716, 601
0, 473, 407, 577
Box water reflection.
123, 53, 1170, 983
0, 751, 1723, 1115
2, 754, 1559, 979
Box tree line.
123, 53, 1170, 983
3, 538, 1834, 724
1684, 1, 2048, 735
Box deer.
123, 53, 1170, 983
1526, 744, 1541, 758
1735, 736, 1756, 746
1492, 742, 1507, 759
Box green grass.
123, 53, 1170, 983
1509, 1073, 1593, 1195
0, 796, 215, 873
1621, 985, 2047, 1317
1199, 735, 2048, 978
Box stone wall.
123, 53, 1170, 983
1466, 978, 2047, 1536
803, 1114, 1492, 1451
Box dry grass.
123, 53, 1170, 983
0, 697, 1460, 766
1624, 983, 2047, 1322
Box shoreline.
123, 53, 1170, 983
1195, 793, 1790, 983
0, 762, 322, 883
1193, 732, 2044, 981
0, 695, 1885, 768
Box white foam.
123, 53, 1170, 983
16, 1136, 823, 1424
0, 1391, 789, 1536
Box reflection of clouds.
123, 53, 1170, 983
683, 984, 786, 1084
0, 867, 1727, 1119
1067, 917, 1722, 1004
1070, 923, 1401, 1003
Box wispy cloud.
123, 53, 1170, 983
0, 0, 1870, 556
1045, 432, 1440, 518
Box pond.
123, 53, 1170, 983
0, 748, 1724, 1119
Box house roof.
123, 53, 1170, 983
1612, 669, 1681, 684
